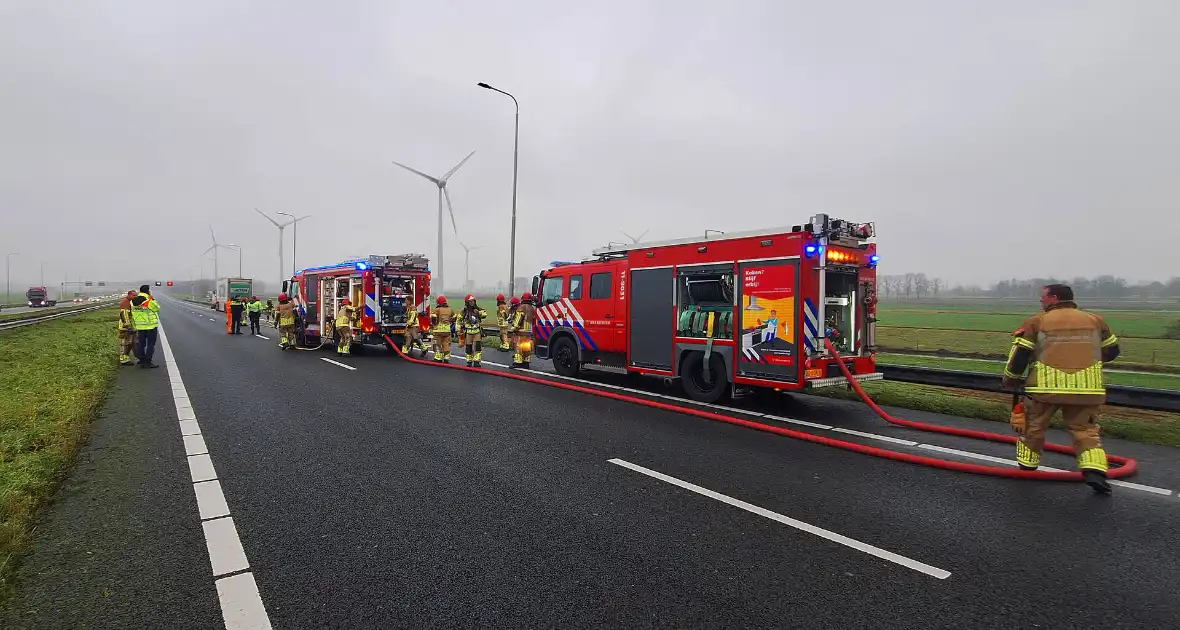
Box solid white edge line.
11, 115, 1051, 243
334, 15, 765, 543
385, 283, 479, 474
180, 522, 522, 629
320, 357, 357, 370
608, 458, 951, 579
157, 324, 272, 627
832, 427, 918, 446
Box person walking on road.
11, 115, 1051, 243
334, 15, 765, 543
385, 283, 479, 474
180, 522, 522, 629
401, 297, 426, 357
116, 290, 137, 366
1002, 283, 1121, 494
247, 296, 264, 335
509, 292, 536, 369
229, 295, 245, 335
130, 284, 161, 369
276, 293, 298, 349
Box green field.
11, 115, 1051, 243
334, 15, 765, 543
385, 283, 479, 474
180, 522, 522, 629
0, 309, 117, 591
881, 305, 1178, 339
875, 325, 1180, 367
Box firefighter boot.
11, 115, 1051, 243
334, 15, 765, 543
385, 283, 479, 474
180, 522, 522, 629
1084, 470, 1112, 494
1078, 447, 1112, 494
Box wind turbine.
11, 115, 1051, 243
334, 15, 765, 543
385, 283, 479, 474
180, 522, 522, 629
254, 208, 306, 286
201, 226, 221, 284
621, 229, 650, 244
391, 150, 476, 293
459, 240, 485, 290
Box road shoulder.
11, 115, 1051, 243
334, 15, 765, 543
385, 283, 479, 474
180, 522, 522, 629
0, 360, 221, 628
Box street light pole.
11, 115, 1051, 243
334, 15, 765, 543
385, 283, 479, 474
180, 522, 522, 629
5, 252, 19, 307
227, 244, 243, 276
477, 81, 520, 298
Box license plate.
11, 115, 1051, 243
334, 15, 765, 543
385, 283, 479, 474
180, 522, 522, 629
804, 368, 823, 379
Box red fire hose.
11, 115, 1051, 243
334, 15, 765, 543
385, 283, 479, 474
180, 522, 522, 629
384, 336, 1136, 482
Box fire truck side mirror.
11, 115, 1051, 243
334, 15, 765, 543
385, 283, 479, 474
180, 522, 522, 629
530, 275, 539, 297
282, 281, 289, 294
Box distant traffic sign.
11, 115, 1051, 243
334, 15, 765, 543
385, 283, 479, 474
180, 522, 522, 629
84, 281, 93, 286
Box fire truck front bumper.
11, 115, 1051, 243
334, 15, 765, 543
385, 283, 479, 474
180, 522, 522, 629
805, 372, 884, 389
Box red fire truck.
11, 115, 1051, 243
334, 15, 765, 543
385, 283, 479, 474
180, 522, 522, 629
283, 253, 432, 351
528, 214, 882, 402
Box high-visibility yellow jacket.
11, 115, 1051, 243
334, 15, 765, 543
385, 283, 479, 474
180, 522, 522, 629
431, 305, 454, 333
130, 295, 160, 330
460, 306, 486, 334
1003, 302, 1120, 404
335, 305, 357, 329
248, 300, 264, 314
496, 304, 509, 327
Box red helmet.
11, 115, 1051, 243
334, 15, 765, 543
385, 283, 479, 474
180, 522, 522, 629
496, 293, 505, 302
278, 293, 288, 301
436, 295, 447, 306
521, 292, 533, 302
465, 294, 476, 303
340, 298, 350, 306
509, 297, 520, 306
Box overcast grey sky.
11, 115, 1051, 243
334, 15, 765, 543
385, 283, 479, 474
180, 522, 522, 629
1, 0, 1177, 291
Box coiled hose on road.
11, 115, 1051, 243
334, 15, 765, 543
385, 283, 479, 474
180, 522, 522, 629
383, 335, 1137, 482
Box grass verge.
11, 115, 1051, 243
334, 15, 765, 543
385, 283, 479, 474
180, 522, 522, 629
0, 309, 118, 593
877, 326, 1180, 367
810, 380, 1180, 448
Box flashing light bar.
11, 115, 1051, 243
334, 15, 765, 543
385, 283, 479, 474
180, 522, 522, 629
868, 254, 880, 268
804, 244, 822, 258
825, 250, 859, 264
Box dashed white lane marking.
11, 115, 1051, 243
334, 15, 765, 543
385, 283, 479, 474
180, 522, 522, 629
609, 458, 951, 580
320, 357, 357, 371
158, 324, 272, 629
216, 572, 271, 629
194, 480, 231, 519
255, 335, 269, 340
466, 361, 1179, 499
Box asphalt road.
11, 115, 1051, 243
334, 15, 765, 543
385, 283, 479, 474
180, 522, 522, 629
6, 294, 1180, 629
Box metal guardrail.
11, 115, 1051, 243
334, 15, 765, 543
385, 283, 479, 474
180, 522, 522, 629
879, 364, 1180, 413
0, 302, 114, 331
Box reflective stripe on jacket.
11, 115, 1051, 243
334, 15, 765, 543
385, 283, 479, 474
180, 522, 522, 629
130, 296, 160, 330
1003, 302, 1119, 404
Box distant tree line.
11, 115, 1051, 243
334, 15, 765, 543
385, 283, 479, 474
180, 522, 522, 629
878, 274, 1180, 301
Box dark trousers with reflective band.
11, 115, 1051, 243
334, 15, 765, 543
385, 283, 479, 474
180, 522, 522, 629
249, 313, 260, 334
1016, 399, 1107, 472
135, 328, 158, 364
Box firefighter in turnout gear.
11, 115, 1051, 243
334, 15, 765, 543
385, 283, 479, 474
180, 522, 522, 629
1002, 284, 1121, 494
510, 292, 536, 368
460, 294, 488, 367
495, 293, 510, 351
117, 291, 137, 365
335, 299, 357, 355
276, 293, 298, 349
430, 295, 454, 362
401, 299, 426, 357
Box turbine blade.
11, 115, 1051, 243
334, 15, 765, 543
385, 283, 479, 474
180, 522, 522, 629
637, 228, 650, 241
209, 225, 218, 245
443, 186, 459, 237
620, 230, 636, 243
440, 150, 476, 182
253, 207, 280, 227
391, 160, 441, 185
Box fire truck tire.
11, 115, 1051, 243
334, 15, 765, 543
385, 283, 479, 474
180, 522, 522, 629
680, 351, 728, 403
551, 336, 581, 377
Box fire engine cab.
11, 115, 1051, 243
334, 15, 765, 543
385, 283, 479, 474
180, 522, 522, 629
529, 214, 882, 402
282, 253, 431, 351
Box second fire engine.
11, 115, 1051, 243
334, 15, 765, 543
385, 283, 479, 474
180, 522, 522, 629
528, 214, 882, 402
282, 253, 432, 352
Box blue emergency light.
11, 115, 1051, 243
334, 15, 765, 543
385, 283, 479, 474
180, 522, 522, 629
356, 262, 369, 271
804, 244, 822, 258
868, 254, 880, 268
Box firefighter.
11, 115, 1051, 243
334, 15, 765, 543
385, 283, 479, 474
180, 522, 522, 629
265, 299, 275, 328
510, 292, 536, 369
276, 293, 298, 349
401, 297, 426, 357
247, 296, 264, 335
130, 285, 161, 369
495, 293, 510, 351
1002, 283, 1121, 494
430, 295, 454, 362
460, 294, 488, 367
116, 290, 137, 366
335, 298, 357, 355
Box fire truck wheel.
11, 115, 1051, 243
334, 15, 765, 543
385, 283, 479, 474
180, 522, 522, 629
551, 336, 581, 377
680, 351, 729, 403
